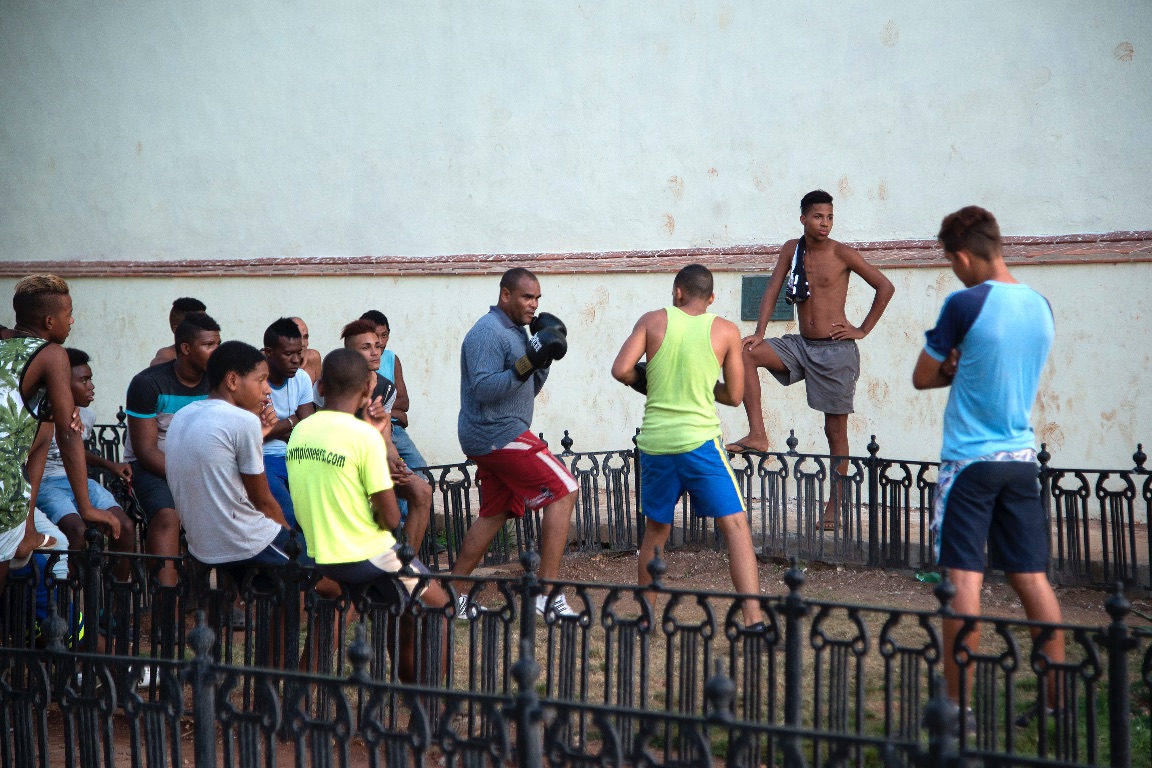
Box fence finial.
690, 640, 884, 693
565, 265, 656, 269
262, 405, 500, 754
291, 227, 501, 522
347, 621, 372, 684
188, 610, 215, 659
44, 599, 68, 652
786, 429, 799, 455
561, 430, 574, 454
704, 659, 735, 724
1133, 443, 1146, 472
784, 557, 805, 593
647, 546, 666, 588
934, 571, 957, 616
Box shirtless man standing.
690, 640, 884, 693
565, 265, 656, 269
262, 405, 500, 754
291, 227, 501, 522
727, 190, 894, 529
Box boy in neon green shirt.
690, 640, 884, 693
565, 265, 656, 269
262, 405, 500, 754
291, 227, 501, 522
287, 348, 448, 683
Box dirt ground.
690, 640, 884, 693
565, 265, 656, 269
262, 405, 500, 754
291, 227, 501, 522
529, 548, 1152, 629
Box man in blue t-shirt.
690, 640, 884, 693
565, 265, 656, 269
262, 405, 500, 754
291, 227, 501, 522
912, 206, 1064, 729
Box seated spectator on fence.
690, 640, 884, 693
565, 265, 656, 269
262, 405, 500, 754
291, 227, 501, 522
360, 310, 427, 471
125, 312, 220, 587
29, 348, 134, 582
287, 348, 448, 684
341, 320, 431, 553
167, 341, 296, 573
290, 317, 323, 385
167, 341, 334, 658
261, 318, 315, 530
150, 297, 207, 367
1, 275, 119, 592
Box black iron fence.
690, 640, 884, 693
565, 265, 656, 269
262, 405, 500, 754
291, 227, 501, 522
86, 413, 1152, 589
1, 541, 1149, 768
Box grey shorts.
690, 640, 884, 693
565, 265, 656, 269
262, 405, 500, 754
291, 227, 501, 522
764, 335, 860, 415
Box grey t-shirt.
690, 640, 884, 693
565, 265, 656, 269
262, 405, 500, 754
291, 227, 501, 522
457, 306, 548, 456
166, 398, 283, 564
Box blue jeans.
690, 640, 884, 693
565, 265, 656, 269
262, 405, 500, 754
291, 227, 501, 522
264, 455, 297, 530
390, 425, 427, 521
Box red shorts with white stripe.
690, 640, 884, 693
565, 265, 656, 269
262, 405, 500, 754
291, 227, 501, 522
469, 431, 578, 519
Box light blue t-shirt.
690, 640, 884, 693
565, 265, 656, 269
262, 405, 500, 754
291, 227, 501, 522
378, 350, 396, 381
924, 281, 1054, 461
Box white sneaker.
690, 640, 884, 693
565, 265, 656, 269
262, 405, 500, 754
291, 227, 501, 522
132, 664, 156, 689
535, 593, 578, 617
455, 594, 471, 621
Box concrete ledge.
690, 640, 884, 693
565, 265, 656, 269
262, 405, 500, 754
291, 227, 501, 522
2, 231, 1149, 278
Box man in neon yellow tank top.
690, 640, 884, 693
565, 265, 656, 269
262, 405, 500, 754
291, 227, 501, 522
612, 264, 765, 629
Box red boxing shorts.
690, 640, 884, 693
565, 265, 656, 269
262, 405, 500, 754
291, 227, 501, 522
470, 431, 578, 519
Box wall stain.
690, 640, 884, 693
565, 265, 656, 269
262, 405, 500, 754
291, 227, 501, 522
668, 175, 685, 200
707, 167, 718, 177
1038, 422, 1064, 450
717, 4, 733, 29
877, 180, 888, 201
1101, 409, 1116, 422
1113, 42, 1134, 62
866, 378, 890, 405
838, 175, 853, 197
1030, 66, 1052, 88
663, 214, 676, 234
580, 285, 610, 325
932, 272, 952, 295
881, 21, 900, 47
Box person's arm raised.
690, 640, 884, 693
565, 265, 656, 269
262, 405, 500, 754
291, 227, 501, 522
611, 314, 650, 391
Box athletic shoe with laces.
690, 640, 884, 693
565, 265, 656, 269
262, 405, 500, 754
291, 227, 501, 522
455, 594, 471, 621
535, 593, 577, 617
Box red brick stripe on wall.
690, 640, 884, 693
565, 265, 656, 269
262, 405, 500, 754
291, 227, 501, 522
2, 232, 1149, 279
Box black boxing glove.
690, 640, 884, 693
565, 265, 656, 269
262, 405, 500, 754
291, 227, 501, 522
630, 361, 648, 395
529, 312, 568, 338
514, 327, 568, 380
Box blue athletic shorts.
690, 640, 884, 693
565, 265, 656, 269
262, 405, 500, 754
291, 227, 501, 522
936, 461, 1048, 573
640, 437, 745, 524
38, 476, 120, 525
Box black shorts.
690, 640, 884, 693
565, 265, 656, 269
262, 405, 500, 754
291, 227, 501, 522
129, 462, 175, 520
936, 461, 1047, 573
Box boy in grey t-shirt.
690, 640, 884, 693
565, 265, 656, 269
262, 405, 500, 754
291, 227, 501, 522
167, 341, 298, 570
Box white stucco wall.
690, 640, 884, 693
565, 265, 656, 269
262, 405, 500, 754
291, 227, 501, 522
2, 263, 1146, 469
1, 2, 1150, 261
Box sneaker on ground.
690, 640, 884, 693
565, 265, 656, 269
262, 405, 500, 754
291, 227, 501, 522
229, 606, 247, 631
536, 593, 577, 617
132, 664, 156, 689
455, 594, 471, 621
